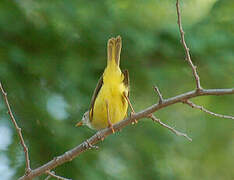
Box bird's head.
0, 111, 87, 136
76, 111, 92, 129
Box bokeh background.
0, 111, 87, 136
0, 0, 233, 179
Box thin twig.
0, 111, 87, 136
46, 171, 71, 180
176, 0, 202, 91
153, 86, 164, 104
19, 88, 234, 180
148, 114, 192, 141
44, 174, 51, 180
0, 82, 31, 174
183, 100, 234, 120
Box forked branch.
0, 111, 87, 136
1, 0, 232, 180
18, 88, 234, 180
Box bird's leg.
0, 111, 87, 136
105, 100, 115, 133
123, 92, 137, 124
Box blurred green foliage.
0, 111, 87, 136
0, 0, 233, 179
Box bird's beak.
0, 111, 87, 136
76, 121, 83, 127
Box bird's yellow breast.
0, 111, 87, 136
91, 62, 128, 129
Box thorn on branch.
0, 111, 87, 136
148, 114, 192, 141
153, 86, 164, 104
183, 100, 234, 120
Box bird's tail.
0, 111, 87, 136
107, 36, 122, 66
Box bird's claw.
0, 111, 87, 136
83, 140, 98, 150
130, 112, 137, 124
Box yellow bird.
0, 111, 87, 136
76, 36, 135, 132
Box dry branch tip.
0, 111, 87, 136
176, 0, 202, 90
148, 114, 192, 141
184, 100, 234, 120
0, 81, 31, 175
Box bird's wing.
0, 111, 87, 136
122, 69, 130, 97
89, 75, 103, 121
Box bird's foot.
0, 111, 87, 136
83, 140, 98, 150
108, 123, 115, 133
130, 112, 138, 124
97, 131, 105, 141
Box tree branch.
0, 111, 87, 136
18, 88, 234, 180
153, 86, 164, 104
45, 171, 71, 180
0, 82, 31, 175
176, 0, 202, 91
183, 100, 234, 120
14, 1, 234, 179
148, 114, 192, 141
